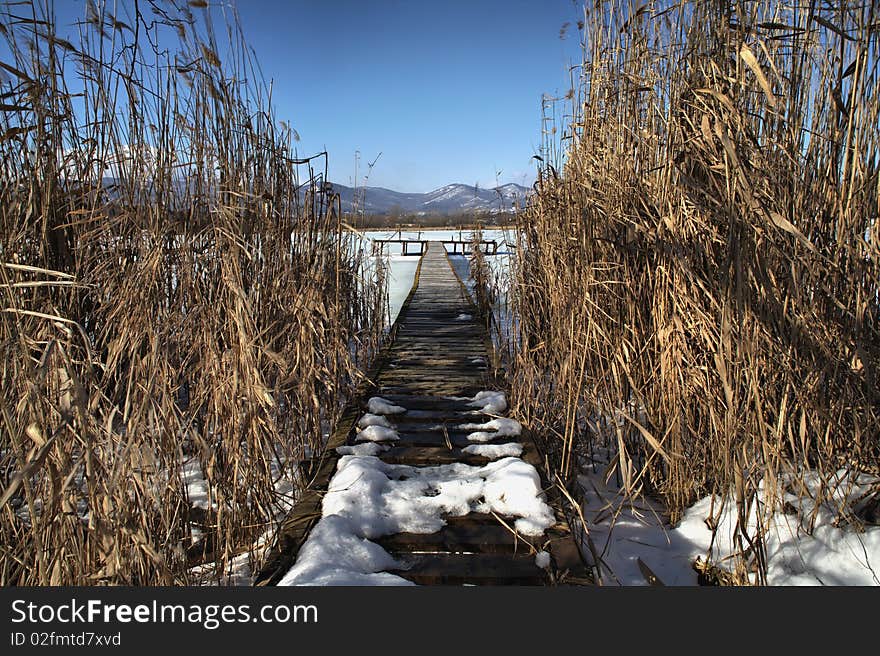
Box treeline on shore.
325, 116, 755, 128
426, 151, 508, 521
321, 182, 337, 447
347, 211, 516, 230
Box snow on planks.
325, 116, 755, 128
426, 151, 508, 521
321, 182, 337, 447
256, 242, 590, 586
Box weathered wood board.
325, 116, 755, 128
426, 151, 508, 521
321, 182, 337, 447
255, 242, 591, 586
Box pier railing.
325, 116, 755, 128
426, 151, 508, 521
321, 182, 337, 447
371, 239, 498, 257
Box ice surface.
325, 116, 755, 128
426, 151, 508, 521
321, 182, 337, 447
356, 425, 400, 443
367, 396, 407, 415
384, 255, 420, 325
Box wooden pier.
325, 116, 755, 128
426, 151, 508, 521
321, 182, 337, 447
370, 238, 498, 257
256, 242, 589, 586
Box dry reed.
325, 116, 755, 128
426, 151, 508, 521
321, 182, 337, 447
508, 0, 879, 583
0, 0, 383, 584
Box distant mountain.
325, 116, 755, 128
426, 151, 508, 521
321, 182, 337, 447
331, 182, 532, 215
96, 175, 531, 217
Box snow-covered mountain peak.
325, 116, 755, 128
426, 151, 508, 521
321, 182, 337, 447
331, 182, 532, 215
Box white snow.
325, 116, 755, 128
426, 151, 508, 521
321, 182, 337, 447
336, 442, 389, 456
468, 390, 507, 414
367, 396, 407, 415
577, 457, 880, 586
576, 463, 699, 585
456, 313, 472, 320
187, 452, 299, 586
358, 413, 393, 429
181, 458, 213, 511
355, 425, 400, 443
459, 417, 522, 442
479, 457, 555, 536
278, 515, 414, 586
319, 455, 553, 537
462, 442, 523, 459
535, 550, 551, 569
280, 454, 556, 586
447, 390, 509, 414
674, 471, 880, 586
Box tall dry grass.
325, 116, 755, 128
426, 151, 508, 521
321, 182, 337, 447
0, 1, 383, 584
510, 0, 879, 582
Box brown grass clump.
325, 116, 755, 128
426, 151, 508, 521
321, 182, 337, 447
0, 1, 383, 584
509, 0, 879, 582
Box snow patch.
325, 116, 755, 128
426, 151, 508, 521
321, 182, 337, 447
279, 515, 414, 586
480, 458, 554, 535
367, 396, 407, 415
462, 442, 523, 459
674, 472, 880, 586
281, 454, 556, 585
181, 458, 213, 511
468, 390, 507, 414
535, 551, 551, 569
460, 417, 522, 443
358, 413, 392, 429
356, 425, 400, 443
578, 458, 880, 586
337, 442, 389, 456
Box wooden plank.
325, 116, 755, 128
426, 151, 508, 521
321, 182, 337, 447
378, 385, 486, 397
377, 379, 485, 393
382, 420, 483, 432
390, 553, 548, 586
384, 361, 486, 369
379, 446, 490, 466
390, 409, 492, 422
376, 518, 542, 554
298, 456, 338, 490
388, 350, 486, 360
370, 395, 477, 410
254, 489, 324, 586
392, 431, 522, 449
388, 358, 487, 368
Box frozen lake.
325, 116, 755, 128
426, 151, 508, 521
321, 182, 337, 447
356, 229, 516, 324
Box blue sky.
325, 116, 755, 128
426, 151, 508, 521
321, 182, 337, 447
46, 1, 584, 192
234, 0, 585, 191
234, 1, 584, 191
